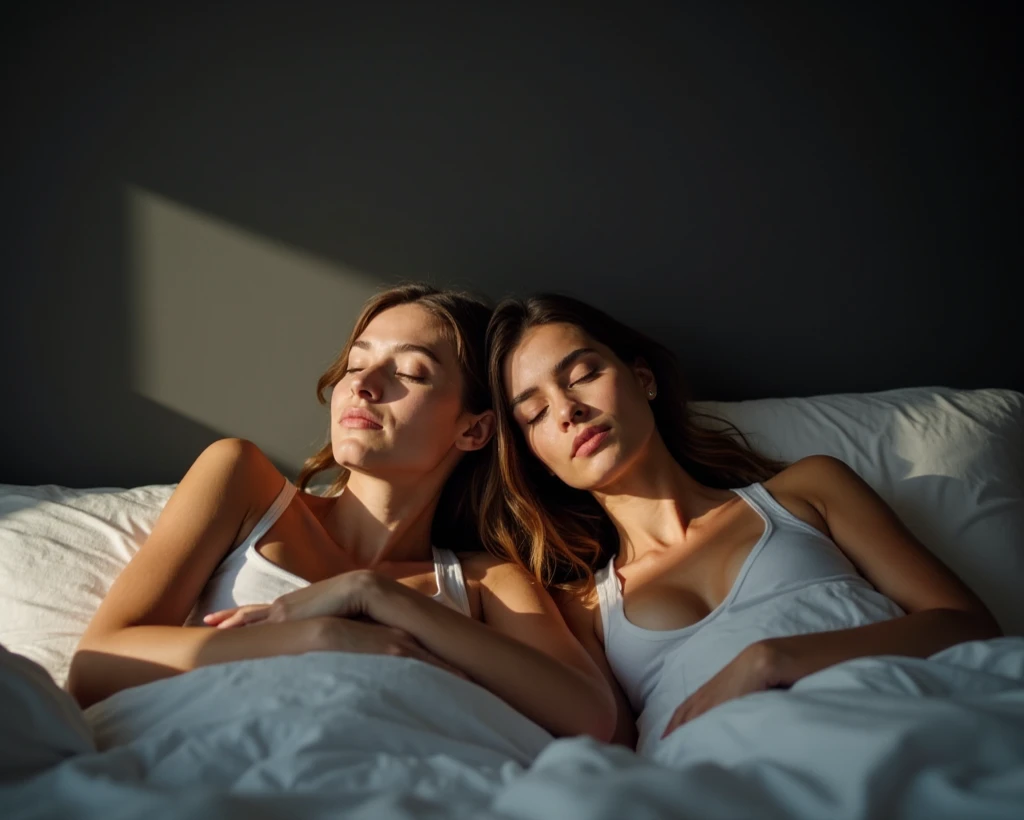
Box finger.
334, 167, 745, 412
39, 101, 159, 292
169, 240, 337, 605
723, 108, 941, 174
240, 609, 273, 627
206, 606, 256, 626
216, 607, 270, 629
203, 610, 235, 625
214, 612, 248, 629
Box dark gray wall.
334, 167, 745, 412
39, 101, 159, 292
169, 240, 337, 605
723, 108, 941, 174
2, 2, 1020, 487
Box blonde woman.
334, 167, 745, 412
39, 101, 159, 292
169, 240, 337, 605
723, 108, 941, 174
70, 284, 613, 741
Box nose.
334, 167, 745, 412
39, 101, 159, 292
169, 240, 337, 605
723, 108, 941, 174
558, 396, 587, 430
349, 367, 384, 402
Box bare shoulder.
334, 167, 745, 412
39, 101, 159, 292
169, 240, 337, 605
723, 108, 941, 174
761, 454, 856, 533
549, 579, 607, 645
194, 435, 282, 488
175, 437, 286, 546
551, 579, 598, 610
79, 438, 287, 636
773, 454, 855, 482
457, 551, 535, 588
768, 454, 865, 502
194, 437, 280, 484
551, 580, 599, 624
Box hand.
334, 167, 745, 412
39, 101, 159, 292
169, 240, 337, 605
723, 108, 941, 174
204, 569, 384, 628
661, 641, 784, 738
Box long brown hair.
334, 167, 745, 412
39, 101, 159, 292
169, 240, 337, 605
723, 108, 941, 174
482, 293, 785, 586
297, 282, 493, 550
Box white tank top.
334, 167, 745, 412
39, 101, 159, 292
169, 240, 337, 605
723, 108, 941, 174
184, 481, 472, 626
596, 482, 905, 755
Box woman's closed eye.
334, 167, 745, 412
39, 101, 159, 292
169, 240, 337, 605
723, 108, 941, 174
568, 367, 602, 388
344, 366, 428, 383
526, 407, 549, 426
522, 369, 602, 425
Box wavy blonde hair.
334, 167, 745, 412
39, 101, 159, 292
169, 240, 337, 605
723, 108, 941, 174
482, 293, 785, 587
297, 282, 493, 550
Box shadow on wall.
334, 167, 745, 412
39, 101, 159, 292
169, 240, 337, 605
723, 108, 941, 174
2, 3, 1019, 487
127, 186, 384, 477
2, 173, 391, 488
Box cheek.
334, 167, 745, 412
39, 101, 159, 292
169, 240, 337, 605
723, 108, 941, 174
329, 384, 344, 415
524, 425, 559, 466
396, 391, 461, 441
591, 372, 645, 429
596, 373, 628, 412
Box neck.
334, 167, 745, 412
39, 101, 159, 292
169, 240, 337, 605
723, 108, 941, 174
324, 469, 446, 566
591, 433, 729, 564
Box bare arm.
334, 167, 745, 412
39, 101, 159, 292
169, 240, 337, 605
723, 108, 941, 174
68, 438, 309, 707
70, 621, 331, 707
664, 455, 1003, 733
761, 455, 1001, 684
214, 560, 618, 740
554, 585, 637, 749
376, 557, 617, 741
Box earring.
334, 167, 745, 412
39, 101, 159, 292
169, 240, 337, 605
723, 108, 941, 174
648, 390, 655, 398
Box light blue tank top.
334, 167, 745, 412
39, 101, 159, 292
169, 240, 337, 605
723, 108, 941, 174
596, 482, 904, 755
185, 481, 472, 626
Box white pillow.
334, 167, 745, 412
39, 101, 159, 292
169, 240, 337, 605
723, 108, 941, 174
0, 484, 175, 688
0, 387, 1021, 690
695, 386, 1024, 636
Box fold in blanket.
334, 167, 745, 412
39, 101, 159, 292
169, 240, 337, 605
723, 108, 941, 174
2, 639, 1024, 820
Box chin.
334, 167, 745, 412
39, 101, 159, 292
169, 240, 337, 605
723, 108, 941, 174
563, 465, 611, 492
573, 472, 616, 492
573, 447, 632, 491
332, 440, 373, 470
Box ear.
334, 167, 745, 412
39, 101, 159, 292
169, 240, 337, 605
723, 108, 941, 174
632, 357, 657, 400
455, 409, 496, 452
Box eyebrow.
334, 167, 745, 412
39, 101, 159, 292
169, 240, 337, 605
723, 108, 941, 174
509, 347, 597, 409
351, 340, 442, 365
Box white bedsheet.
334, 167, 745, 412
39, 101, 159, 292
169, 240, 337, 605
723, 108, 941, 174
2, 640, 1023, 820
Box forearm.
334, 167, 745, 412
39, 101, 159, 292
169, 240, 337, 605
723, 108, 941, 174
764, 608, 1001, 686
69, 620, 321, 708
379, 591, 615, 739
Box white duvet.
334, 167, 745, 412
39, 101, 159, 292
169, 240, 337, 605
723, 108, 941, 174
2, 639, 1023, 820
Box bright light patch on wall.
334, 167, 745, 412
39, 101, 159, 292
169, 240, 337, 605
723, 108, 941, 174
127, 185, 383, 474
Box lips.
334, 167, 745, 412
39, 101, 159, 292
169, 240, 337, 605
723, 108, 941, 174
571, 425, 611, 458
340, 408, 383, 430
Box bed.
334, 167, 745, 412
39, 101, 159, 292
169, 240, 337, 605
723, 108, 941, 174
2, 386, 1023, 819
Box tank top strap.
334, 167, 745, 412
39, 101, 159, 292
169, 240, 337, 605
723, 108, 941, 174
594, 557, 622, 645
729, 481, 760, 508
431, 546, 472, 618
247, 480, 298, 547
733, 481, 824, 540
729, 482, 776, 530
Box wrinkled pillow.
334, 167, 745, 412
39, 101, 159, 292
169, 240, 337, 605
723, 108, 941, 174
1, 386, 1021, 690
696, 386, 1024, 635
0, 484, 174, 687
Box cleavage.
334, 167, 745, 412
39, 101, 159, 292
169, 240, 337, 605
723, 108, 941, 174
618, 500, 766, 631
